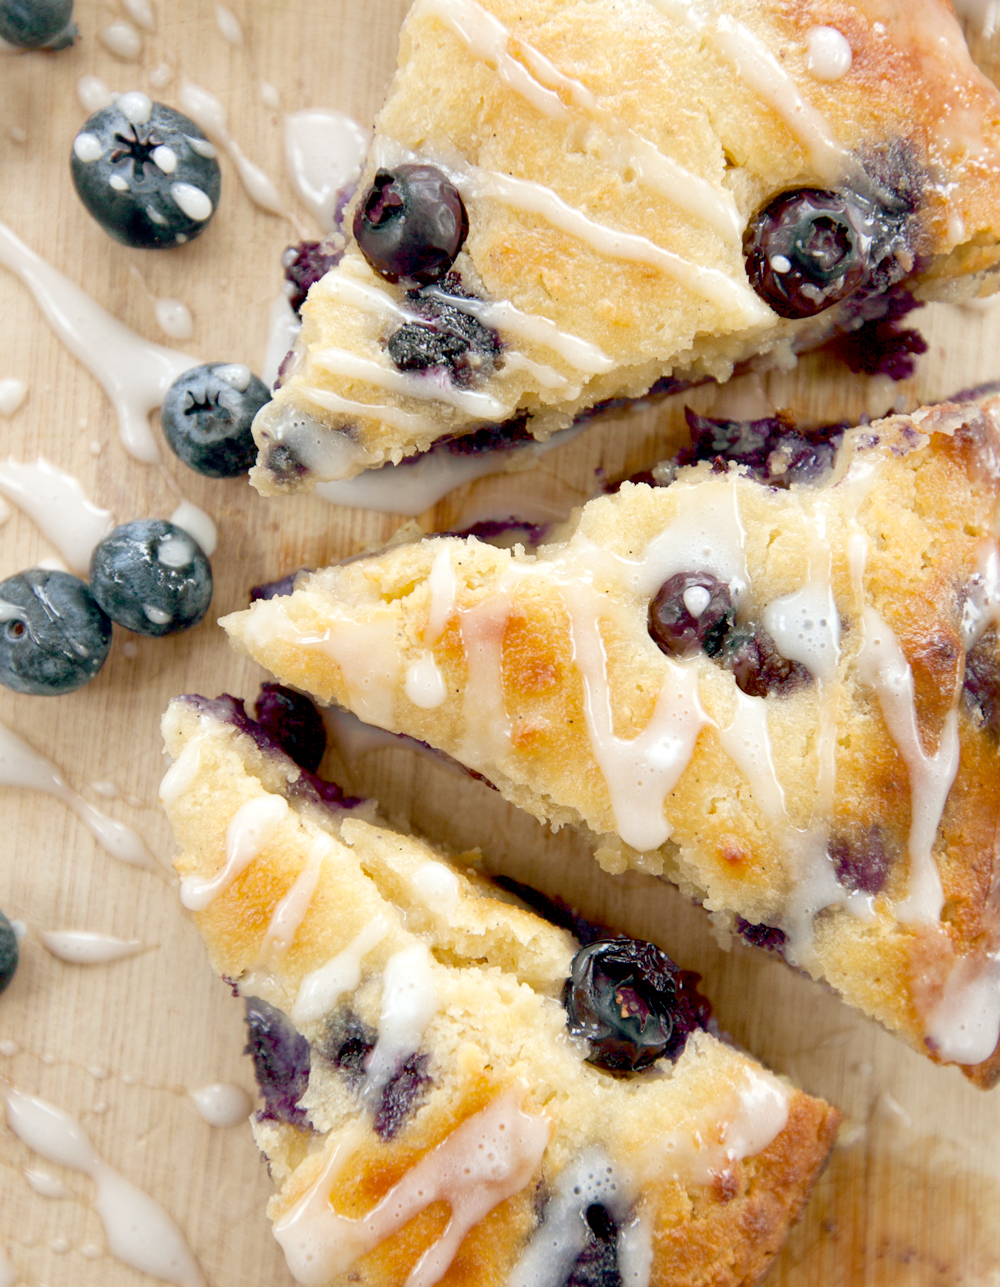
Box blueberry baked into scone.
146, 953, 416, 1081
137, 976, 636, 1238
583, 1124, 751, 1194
252, 0, 1000, 493
161, 693, 838, 1287
225, 395, 1000, 1088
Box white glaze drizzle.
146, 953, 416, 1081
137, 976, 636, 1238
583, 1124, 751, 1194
178, 82, 286, 217
214, 3, 242, 44
411, 860, 461, 915
284, 110, 369, 232
263, 294, 302, 388
291, 913, 391, 1025
122, 0, 155, 32
260, 833, 329, 959
422, 285, 614, 375
0, 456, 114, 575
0, 719, 155, 869
926, 952, 1000, 1065
311, 346, 510, 420
100, 19, 142, 60
805, 26, 853, 82
189, 1082, 252, 1127
0, 220, 197, 464
0, 379, 27, 417
158, 738, 201, 809
76, 75, 113, 113
24, 1166, 70, 1198
461, 166, 759, 315
296, 384, 431, 435
39, 931, 145, 965
1, 1084, 206, 1286
272, 1084, 551, 1287
169, 501, 217, 557
405, 545, 457, 709
363, 942, 438, 1098
314, 420, 586, 514
961, 540, 1000, 647
179, 793, 290, 912
424, 0, 741, 241
562, 581, 707, 853
638, 1061, 790, 1188
855, 607, 959, 925
457, 588, 514, 766
154, 298, 194, 340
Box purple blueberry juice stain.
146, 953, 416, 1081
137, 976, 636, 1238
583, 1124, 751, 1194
372, 1052, 431, 1141
179, 692, 364, 808
282, 239, 344, 314
829, 828, 891, 896
963, 630, 1000, 739
244, 997, 311, 1129
722, 627, 812, 699
736, 918, 787, 955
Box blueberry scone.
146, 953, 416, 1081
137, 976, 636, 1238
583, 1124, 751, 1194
225, 396, 1000, 1087
161, 692, 838, 1287
253, 0, 1000, 493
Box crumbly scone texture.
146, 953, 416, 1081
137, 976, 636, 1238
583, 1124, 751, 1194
252, 0, 1000, 491
161, 700, 838, 1287
226, 397, 1000, 1087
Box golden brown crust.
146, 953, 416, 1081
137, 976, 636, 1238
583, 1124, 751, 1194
227, 398, 1000, 1083
254, 0, 1000, 491
161, 699, 839, 1286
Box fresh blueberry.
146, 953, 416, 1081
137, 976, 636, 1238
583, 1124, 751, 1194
253, 683, 327, 773
282, 240, 343, 314
648, 572, 733, 659
0, 910, 18, 995
353, 165, 468, 286
0, 569, 111, 696
244, 997, 311, 1128
71, 96, 221, 249
0, 0, 75, 48
563, 938, 706, 1071
160, 363, 270, 478
89, 520, 212, 637
744, 189, 873, 319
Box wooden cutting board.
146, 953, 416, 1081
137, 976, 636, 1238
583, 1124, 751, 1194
1, 3, 999, 1285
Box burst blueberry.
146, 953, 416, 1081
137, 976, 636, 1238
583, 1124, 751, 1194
160, 363, 270, 478
89, 520, 212, 637
254, 683, 327, 773
0, 910, 19, 995
744, 188, 873, 319
71, 96, 221, 249
0, 0, 75, 48
354, 165, 468, 286
563, 938, 689, 1071
0, 569, 111, 696
282, 240, 343, 314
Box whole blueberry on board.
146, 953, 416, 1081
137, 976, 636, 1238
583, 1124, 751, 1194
89, 520, 212, 637
71, 95, 222, 249
0, 569, 112, 696
160, 363, 270, 477
354, 165, 468, 286
0, 0, 75, 48
744, 188, 873, 319
0, 910, 19, 994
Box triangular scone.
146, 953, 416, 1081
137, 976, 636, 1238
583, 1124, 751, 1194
226, 397, 1000, 1087
161, 695, 838, 1287
252, 0, 1000, 493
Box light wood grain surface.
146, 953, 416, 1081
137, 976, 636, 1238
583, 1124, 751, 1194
1, 4, 1000, 1286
